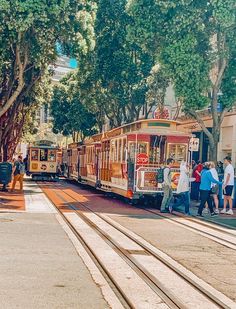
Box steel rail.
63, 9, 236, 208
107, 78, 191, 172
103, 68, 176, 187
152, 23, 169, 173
38, 182, 133, 309
42, 181, 232, 309
51, 187, 182, 309
137, 208, 236, 250
62, 179, 236, 248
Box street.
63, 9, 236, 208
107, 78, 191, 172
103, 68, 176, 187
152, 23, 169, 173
0, 179, 235, 308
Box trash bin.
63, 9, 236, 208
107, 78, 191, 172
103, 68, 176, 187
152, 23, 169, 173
0, 162, 12, 191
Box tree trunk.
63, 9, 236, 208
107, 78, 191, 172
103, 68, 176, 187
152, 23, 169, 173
208, 125, 221, 163
3, 145, 8, 162
208, 140, 218, 163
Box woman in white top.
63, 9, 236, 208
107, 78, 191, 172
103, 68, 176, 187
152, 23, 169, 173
176, 161, 190, 215
209, 161, 219, 213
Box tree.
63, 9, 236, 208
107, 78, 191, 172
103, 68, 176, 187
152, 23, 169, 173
0, 72, 52, 160
145, 65, 170, 118
50, 78, 97, 142
0, 0, 96, 158
128, 0, 236, 161
94, 0, 153, 127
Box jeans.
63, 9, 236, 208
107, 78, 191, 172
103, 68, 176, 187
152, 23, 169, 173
198, 190, 214, 215
175, 191, 190, 214
191, 182, 200, 200
161, 185, 173, 211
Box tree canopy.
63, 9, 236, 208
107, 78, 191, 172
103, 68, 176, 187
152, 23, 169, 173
50, 75, 97, 142
127, 0, 236, 160
0, 0, 96, 158
2, 0, 236, 161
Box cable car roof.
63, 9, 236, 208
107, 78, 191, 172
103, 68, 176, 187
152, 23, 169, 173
125, 129, 192, 137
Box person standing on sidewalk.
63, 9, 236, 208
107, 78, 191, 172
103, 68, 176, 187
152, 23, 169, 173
197, 162, 222, 217
176, 161, 191, 215
209, 161, 220, 214
160, 158, 174, 213
191, 160, 203, 201
221, 156, 234, 215
11, 156, 25, 192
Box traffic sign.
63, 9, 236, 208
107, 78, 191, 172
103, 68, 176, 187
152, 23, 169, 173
136, 153, 149, 165
189, 138, 200, 152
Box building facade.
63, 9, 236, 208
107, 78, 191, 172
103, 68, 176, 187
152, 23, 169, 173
177, 110, 236, 165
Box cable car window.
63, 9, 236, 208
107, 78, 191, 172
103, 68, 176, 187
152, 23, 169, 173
40, 149, 48, 161
122, 139, 127, 162
48, 150, 56, 162
138, 143, 147, 154
118, 139, 122, 162
114, 140, 118, 161
31, 149, 39, 161
167, 143, 187, 163
128, 142, 136, 161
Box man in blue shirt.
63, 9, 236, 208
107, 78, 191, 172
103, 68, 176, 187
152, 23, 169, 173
197, 162, 222, 217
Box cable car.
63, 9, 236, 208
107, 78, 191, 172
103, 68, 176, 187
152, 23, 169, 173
28, 140, 59, 181
65, 119, 192, 203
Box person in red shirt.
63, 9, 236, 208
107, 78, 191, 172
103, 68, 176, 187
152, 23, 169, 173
191, 160, 203, 201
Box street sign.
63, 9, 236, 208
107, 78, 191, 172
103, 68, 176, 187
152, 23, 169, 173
136, 153, 149, 165
189, 138, 200, 152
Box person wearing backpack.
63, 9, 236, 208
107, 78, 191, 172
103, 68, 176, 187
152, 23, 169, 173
160, 158, 174, 213
11, 155, 25, 192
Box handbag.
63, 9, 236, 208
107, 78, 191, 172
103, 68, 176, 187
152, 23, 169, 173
211, 184, 218, 194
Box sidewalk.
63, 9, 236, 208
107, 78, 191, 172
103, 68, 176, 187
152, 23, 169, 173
0, 180, 109, 309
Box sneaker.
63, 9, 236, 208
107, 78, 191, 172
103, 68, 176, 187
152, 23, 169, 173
196, 213, 204, 217
169, 205, 173, 213
226, 209, 234, 215
202, 208, 209, 214
220, 208, 227, 214
214, 209, 219, 214
211, 212, 218, 217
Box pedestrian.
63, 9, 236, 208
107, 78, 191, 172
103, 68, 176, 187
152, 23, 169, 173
197, 162, 222, 217
216, 161, 224, 175
192, 160, 196, 170
11, 155, 25, 192
176, 161, 191, 215
23, 155, 28, 174
191, 160, 203, 201
160, 158, 174, 213
209, 161, 219, 214
221, 156, 234, 215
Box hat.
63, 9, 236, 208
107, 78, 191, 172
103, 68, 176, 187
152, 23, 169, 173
224, 156, 232, 162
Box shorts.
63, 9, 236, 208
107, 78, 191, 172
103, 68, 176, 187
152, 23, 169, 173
223, 185, 234, 197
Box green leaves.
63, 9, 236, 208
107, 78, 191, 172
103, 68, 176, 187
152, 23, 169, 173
50, 77, 98, 139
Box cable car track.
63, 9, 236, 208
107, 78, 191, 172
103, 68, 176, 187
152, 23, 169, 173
60, 179, 236, 250
39, 181, 236, 309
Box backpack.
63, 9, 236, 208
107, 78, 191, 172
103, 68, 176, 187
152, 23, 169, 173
19, 163, 25, 175
156, 167, 170, 183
